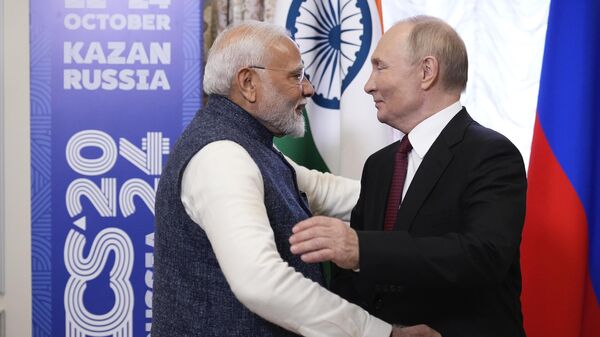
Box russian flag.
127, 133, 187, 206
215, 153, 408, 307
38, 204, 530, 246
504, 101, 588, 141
521, 0, 600, 336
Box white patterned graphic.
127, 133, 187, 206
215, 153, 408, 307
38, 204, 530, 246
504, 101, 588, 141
119, 178, 159, 217
66, 178, 117, 218
66, 130, 118, 176
64, 228, 134, 337
119, 132, 170, 175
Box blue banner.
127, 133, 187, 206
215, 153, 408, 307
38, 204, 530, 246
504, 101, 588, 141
30, 1, 202, 336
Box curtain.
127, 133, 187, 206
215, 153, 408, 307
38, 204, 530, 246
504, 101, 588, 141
203, 0, 277, 58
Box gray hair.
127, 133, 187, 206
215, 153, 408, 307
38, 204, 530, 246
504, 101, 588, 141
203, 21, 291, 95
400, 15, 468, 92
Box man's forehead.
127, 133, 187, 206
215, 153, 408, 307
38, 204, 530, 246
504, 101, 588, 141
385, 24, 411, 45
372, 24, 411, 59
267, 38, 303, 67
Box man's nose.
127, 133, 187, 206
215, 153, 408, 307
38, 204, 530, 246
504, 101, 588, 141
364, 73, 376, 94
302, 77, 315, 97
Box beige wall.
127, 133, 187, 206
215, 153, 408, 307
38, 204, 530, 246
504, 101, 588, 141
1, 0, 32, 336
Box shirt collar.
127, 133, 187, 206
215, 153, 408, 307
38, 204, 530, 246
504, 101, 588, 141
408, 101, 462, 159
205, 95, 274, 147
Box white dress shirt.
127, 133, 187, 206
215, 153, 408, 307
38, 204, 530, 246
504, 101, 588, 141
402, 101, 463, 200
180, 140, 392, 337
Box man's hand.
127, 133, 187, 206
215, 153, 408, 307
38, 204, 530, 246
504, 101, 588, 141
392, 325, 442, 337
289, 216, 359, 269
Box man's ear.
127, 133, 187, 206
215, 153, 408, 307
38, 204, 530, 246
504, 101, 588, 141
236, 68, 258, 103
421, 56, 439, 90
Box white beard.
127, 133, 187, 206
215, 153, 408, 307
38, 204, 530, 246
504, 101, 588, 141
258, 80, 306, 138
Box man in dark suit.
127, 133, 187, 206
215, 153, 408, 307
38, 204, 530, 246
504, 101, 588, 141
290, 15, 527, 337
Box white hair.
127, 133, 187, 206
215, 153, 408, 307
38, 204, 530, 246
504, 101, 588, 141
203, 21, 291, 96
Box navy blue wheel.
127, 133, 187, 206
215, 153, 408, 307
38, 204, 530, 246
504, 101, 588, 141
286, 0, 372, 109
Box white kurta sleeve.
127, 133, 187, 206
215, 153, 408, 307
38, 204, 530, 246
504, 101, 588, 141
285, 156, 360, 221
180, 140, 391, 337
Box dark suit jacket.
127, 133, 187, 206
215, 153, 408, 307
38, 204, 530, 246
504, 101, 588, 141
332, 109, 527, 337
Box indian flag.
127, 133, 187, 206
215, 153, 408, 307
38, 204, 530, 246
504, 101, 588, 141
273, 0, 550, 176
273, 0, 393, 178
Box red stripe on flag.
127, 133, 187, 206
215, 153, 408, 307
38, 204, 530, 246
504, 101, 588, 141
582, 273, 600, 336
521, 116, 589, 336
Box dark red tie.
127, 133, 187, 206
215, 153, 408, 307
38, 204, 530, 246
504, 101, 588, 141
383, 136, 413, 231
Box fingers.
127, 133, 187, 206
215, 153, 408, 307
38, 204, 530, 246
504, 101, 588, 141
400, 324, 441, 337
289, 216, 359, 268
291, 215, 333, 234
289, 226, 320, 245
290, 235, 327, 255
289, 216, 339, 263
298, 248, 334, 263
289, 216, 340, 246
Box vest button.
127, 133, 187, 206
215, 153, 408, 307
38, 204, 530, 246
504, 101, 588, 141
374, 297, 383, 311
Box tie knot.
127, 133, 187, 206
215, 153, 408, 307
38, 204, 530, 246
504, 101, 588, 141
399, 135, 413, 154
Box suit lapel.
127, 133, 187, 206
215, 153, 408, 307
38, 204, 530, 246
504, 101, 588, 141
395, 108, 473, 231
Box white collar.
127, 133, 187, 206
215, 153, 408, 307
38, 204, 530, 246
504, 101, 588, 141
408, 101, 462, 159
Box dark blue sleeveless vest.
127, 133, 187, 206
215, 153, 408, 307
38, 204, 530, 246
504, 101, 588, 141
152, 95, 324, 337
